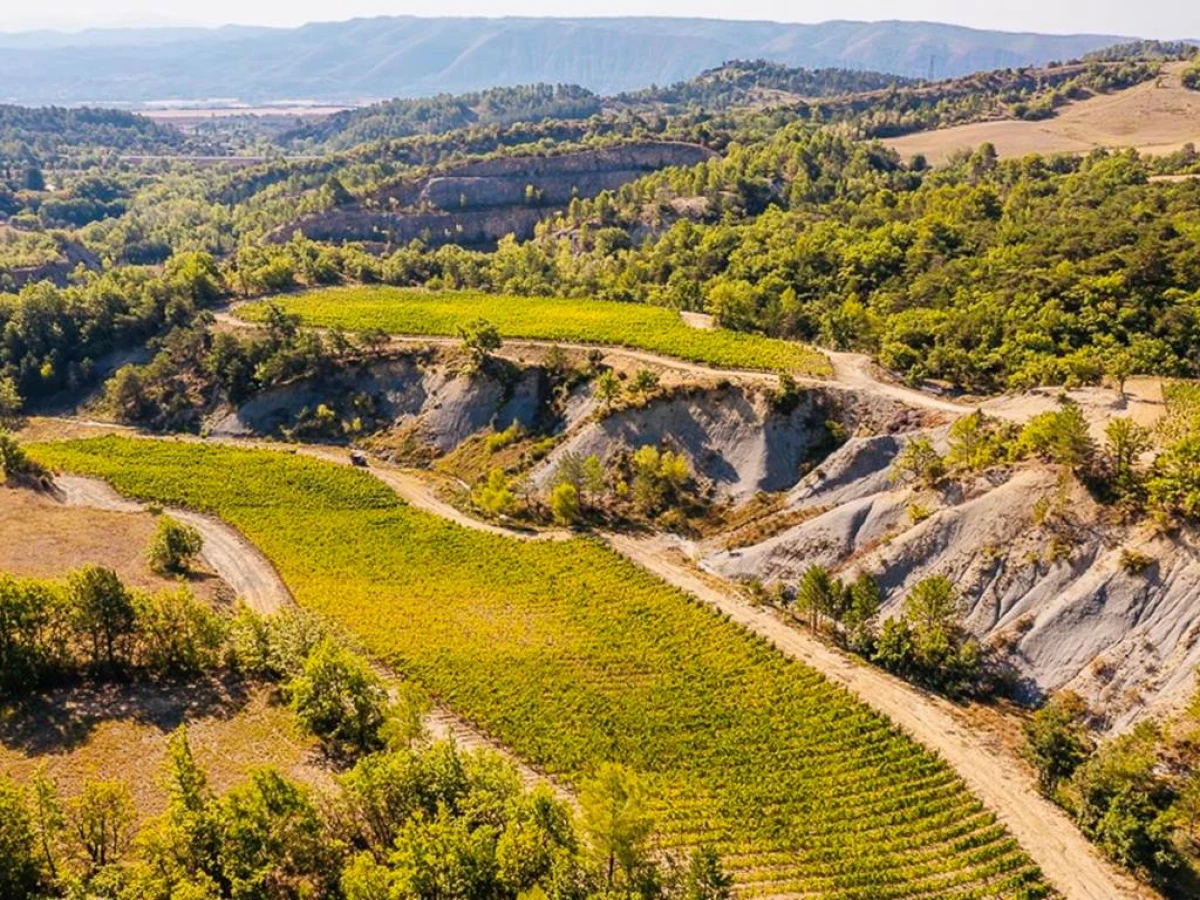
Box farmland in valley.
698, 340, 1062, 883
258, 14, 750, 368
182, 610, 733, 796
30, 436, 1047, 899
237, 287, 831, 376
883, 62, 1200, 164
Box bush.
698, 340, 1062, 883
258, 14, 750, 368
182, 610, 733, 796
1023, 691, 1094, 793
0, 777, 43, 897
474, 467, 517, 516
486, 420, 524, 452
0, 430, 48, 486
890, 437, 945, 487
148, 517, 204, 575
1017, 402, 1095, 469
288, 638, 391, 755
550, 482, 581, 525
134, 588, 229, 675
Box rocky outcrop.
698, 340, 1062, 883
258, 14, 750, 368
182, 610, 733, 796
705, 439, 1200, 731
530, 383, 929, 502
279, 141, 714, 249
206, 355, 552, 452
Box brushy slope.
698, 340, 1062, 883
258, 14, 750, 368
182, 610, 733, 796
239, 288, 831, 376
31, 436, 1047, 899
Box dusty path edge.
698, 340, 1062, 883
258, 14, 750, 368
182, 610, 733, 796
45, 469, 573, 804
32, 430, 1149, 899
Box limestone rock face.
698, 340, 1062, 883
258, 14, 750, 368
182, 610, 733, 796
275, 141, 715, 249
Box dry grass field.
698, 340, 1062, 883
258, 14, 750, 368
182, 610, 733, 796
0, 485, 229, 604
885, 62, 1200, 164
0, 484, 326, 818
0, 678, 326, 822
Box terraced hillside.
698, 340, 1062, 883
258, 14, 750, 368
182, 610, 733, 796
31, 437, 1049, 900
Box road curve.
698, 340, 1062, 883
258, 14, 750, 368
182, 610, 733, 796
606, 533, 1150, 900
35, 425, 1148, 898
53, 474, 292, 616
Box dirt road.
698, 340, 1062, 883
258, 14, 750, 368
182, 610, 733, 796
54, 474, 292, 616
49, 469, 569, 799
606, 533, 1150, 900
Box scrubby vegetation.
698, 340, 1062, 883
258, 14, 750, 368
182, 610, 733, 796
0, 565, 228, 692
29, 436, 1050, 897
1024, 688, 1200, 886
0, 722, 731, 900
885, 399, 1200, 528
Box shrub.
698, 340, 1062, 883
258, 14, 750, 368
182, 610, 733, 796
474, 467, 516, 516
134, 588, 228, 675
1023, 691, 1094, 793
890, 437, 945, 487
486, 420, 525, 452
0, 430, 48, 486
1118, 548, 1153, 575
148, 517, 204, 575
288, 638, 391, 755
550, 482, 581, 525
1017, 402, 1095, 469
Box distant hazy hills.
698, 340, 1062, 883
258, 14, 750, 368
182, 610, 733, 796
0, 16, 1140, 105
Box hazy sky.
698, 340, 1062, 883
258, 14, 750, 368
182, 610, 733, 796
1, 0, 1196, 39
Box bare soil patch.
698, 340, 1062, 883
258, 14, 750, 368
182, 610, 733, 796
884, 64, 1200, 164
0, 486, 228, 604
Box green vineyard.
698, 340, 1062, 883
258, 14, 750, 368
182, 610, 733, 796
32, 437, 1048, 899
237, 286, 832, 376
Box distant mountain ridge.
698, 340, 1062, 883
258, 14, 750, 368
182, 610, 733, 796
0, 16, 1143, 105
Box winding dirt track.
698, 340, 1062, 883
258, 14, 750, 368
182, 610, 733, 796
53, 474, 291, 616
222, 438, 1145, 900
49, 469, 569, 800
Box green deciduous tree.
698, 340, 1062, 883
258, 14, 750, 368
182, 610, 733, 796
0, 776, 44, 899
147, 516, 205, 575
580, 763, 655, 888
550, 482, 581, 526
289, 638, 391, 755
474, 467, 516, 517
69, 565, 136, 671
1148, 435, 1200, 521
1018, 402, 1095, 470
458, 318, 502, 370
70, 778, 135, 875
1024, 691, 1094, 794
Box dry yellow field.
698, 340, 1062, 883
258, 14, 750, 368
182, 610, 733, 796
0, 679, 326, 821
885, 62, 1200, 164
0, 485, 229, 604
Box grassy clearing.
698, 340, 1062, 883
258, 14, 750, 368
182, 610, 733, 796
0, 485, 229, 605
238, 287, 831, 376
0, 677, 324, 823
31, 437, 1046, 898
